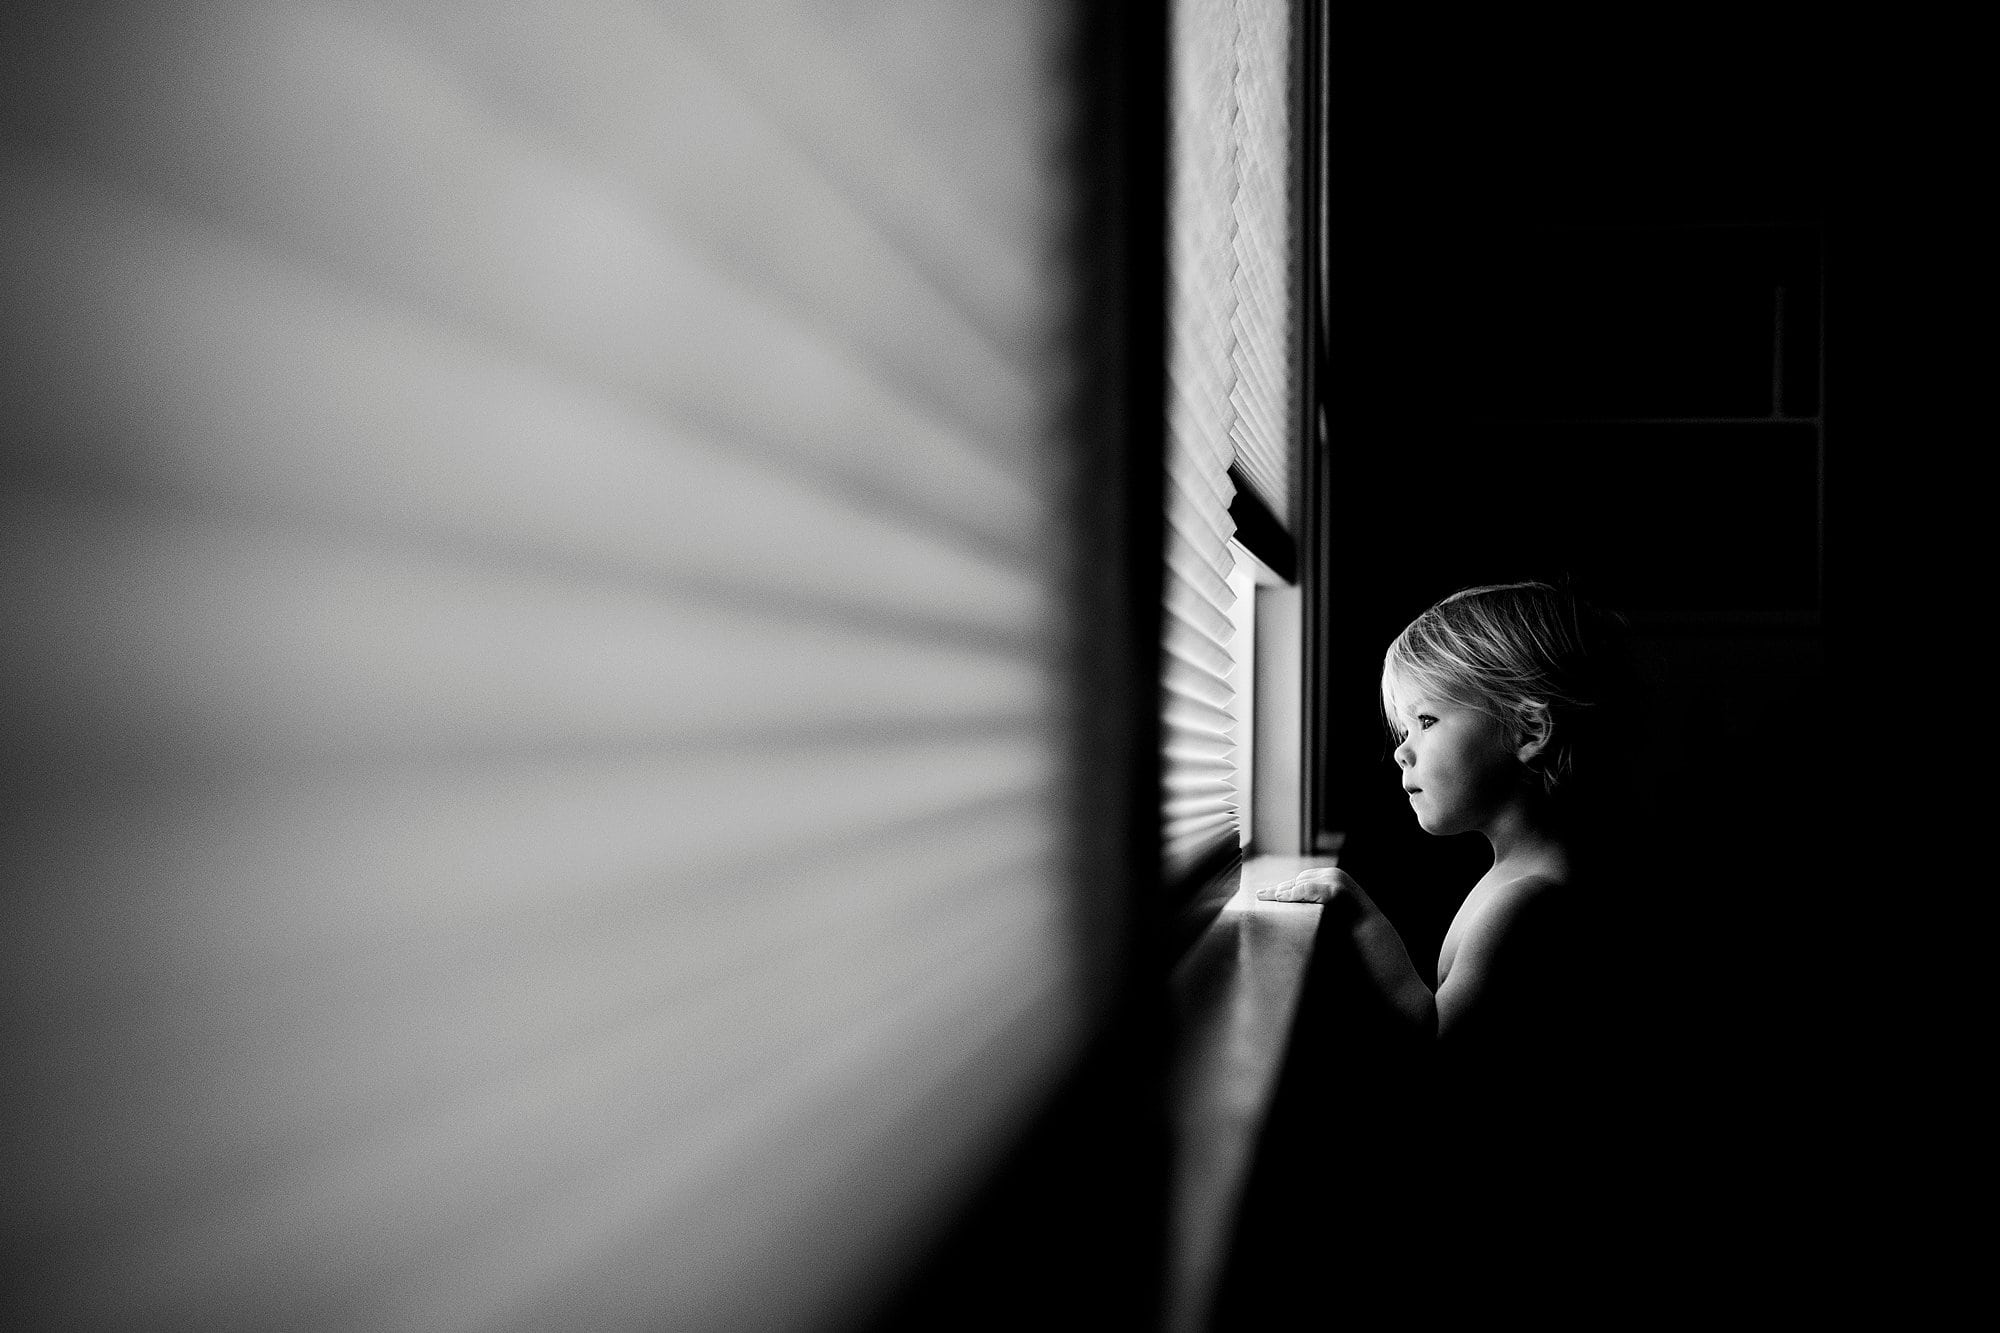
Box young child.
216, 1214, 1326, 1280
1239, 581, 1647, 1307
1255, 580, 1638, 1064
1227, 583, 1672, 1314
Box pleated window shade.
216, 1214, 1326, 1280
0, 3, 1095, 1329
1228, 0, 1298, 533
1164, 0, 1296, 880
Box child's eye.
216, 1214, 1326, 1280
1417, 714, 1438, 730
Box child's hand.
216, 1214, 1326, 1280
1256, 866, 1361, 905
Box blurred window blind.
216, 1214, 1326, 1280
1164, 0, 1296, 879
0, 3, 1095, 1329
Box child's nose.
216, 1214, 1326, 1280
1394, 738, 1414, 767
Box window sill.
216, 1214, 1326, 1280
1164, 852, 1334, 1333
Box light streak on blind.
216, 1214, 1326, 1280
0, 2, 1095, 1329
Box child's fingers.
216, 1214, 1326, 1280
1256, 877, 1328, 903
1255, 868, 1333, 896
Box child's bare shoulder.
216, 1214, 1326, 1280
1440, 870, 1570, 985
1461, 867, 1564, 931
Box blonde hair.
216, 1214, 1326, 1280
1381, 582, 1633, 801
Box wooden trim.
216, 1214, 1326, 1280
1165, 854, 1332, 1333
1298, 0, 1331, 857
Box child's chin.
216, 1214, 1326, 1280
1413, 811, 1460, 837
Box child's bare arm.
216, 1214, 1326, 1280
1259, 868, 1436, 1037
1260, 869, 1573, 1043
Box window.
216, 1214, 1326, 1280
1163, 0, 1308, 905
1225, 537, 1307, 854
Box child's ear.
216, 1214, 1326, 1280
1514, 711, 1552, 764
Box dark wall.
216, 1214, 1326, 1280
1308, 1, 1840, 1277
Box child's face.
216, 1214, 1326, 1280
1390, 696, 1525, 837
